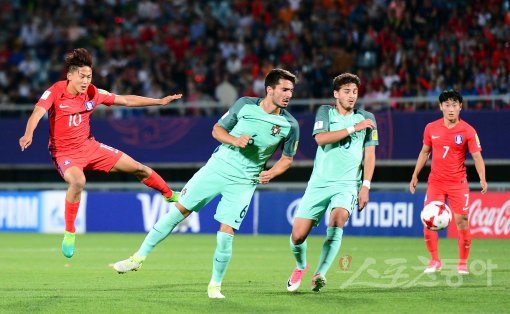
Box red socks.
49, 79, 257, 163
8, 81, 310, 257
423, 227, 439, 261
65, 200, 80, 233
142, 171, 173, 198
458, 228, 472, 266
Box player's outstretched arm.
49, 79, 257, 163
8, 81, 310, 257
259, 155, 293, 184
409, 144, 431, 194
472, 151, 488, 194
112, 94, 183, 107
19, 106, 46, 151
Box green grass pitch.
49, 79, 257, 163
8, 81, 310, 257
1, 233, 509, 313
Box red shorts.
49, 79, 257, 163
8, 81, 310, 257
425, 181, 470, 215
50, 138, 123, 178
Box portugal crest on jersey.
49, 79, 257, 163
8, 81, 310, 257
271, 125, 281, 136
454, 134, 463, 145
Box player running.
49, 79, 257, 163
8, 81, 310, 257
19, 48, 182, 258
410, 89, 487, 274
286, 73, 378, 292
112, 68, 300, 299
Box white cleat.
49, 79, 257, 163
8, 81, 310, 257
208, 283, 225, 299
113, 255, 146, 273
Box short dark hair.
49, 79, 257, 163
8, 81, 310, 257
264, 68, 296, 92
333, 73, 360, 91
439, 89, 463, 104
64, 48, 93, 73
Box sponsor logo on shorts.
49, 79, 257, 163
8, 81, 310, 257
63, 160, 71, 166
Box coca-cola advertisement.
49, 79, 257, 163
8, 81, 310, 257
448, 193, 510, 239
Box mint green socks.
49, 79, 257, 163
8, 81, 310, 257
137, 203, 185, 257
290, 236, 308, 270
315, 227, 343, 275
210, 231, 234, 284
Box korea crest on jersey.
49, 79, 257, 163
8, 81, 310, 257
454, 134, 463, 145
84, 100, 95, 111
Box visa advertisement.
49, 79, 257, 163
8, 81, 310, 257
1, 191, 508, 238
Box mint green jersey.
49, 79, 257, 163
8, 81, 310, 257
207, 97, 300, 184
308, 105, 378, 186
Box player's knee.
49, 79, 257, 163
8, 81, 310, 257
455, 214, 469, 229
69, 176, 86, 190
291, 233, 307, 245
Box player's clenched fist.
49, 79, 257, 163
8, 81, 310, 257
19, 135, 32, 151
354, 119, 376, 132
232, 135, 252, 148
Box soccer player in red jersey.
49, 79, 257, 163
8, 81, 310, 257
18, 48, 182, 258
409, 89, 488, 274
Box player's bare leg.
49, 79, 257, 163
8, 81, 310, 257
61, 167, 86, 258
455, 213, 471, 274
287, 218, 314, 292
110, 153, 179, 202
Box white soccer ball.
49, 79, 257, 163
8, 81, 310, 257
420, 201, 453, 231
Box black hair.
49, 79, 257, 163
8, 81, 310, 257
439, 89, 463, 104
64, 48, 93, 73
264, 68, 296, 92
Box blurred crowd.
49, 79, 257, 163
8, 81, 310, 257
0, 0, 509, 114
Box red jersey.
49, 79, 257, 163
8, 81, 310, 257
423, 118, 481, 184
36, 81, 116, 155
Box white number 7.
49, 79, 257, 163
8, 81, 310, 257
442, 146, 450, 158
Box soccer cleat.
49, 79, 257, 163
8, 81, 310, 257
286, 263, 309, 292
424, 260, 442, 273
61, 231, 76, 258
113, 255, 146, 273
207, 283, 225, 299
311, 273, 327, 292
457, 264, 469, 274
163, 191, 180, 203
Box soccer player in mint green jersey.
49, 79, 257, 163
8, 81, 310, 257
286, 73, 378, 293
113, 69, 300, 299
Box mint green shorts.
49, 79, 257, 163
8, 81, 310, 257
178, 164, 257, 230
295, 184, 358, 226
